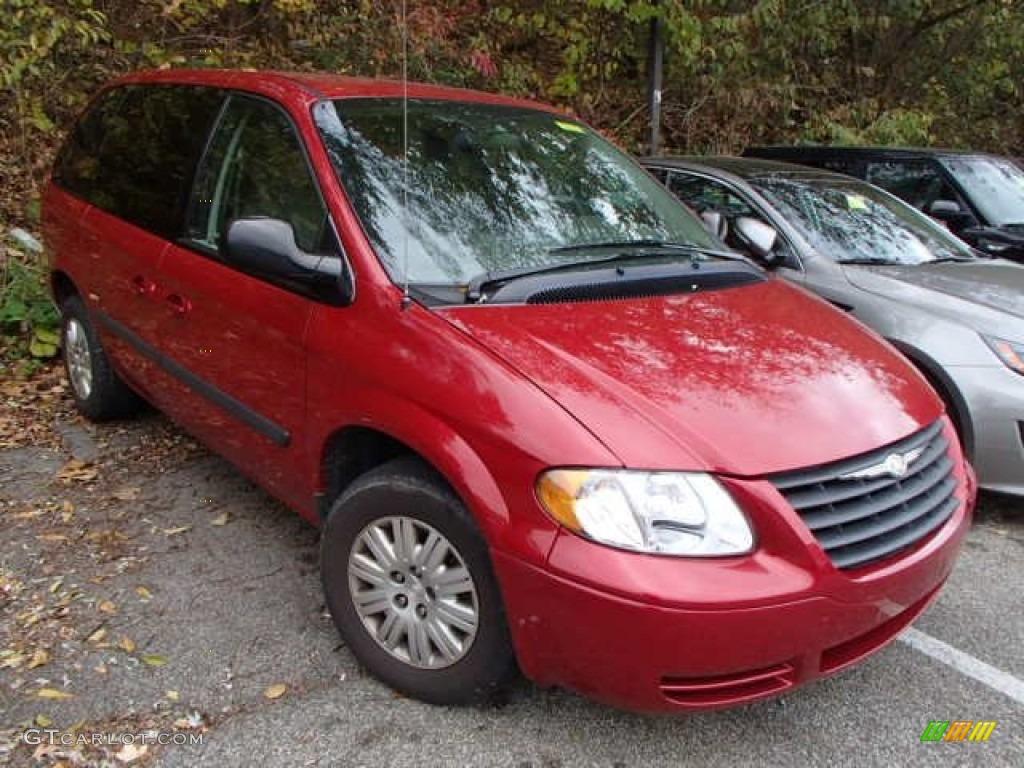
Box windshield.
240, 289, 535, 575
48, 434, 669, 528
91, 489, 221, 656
314, 98, 716, 285
751, 176, 976, 265
940, 155, 1024, 227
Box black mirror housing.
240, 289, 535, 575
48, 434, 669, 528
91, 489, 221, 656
224, 217, 354, 306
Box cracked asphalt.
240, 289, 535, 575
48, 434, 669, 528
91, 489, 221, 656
1, 410, 1022, 767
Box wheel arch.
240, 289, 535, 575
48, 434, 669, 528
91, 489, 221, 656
888, 339, 975, 461
314, 407, 512, 543
50, 270, 79, 307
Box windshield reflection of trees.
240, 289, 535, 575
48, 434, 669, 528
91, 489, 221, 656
316, 99, 705, 284
757, 179, 969, 265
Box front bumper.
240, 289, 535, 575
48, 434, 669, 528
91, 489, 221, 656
494, 470, 973, 713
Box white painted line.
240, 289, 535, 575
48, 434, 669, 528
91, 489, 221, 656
898, 627, 1024, 706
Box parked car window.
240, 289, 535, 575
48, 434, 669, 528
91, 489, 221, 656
315, 99, 716, 286
665, 172, 797, 264
753, 176, 975, 265
864, 160, 960, 212
54, 85, 224, 238
939, 155, 1024, 227
187, 95, 328, 254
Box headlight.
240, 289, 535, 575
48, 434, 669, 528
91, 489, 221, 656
536, 469, 754, 556
982, 334, 1024, 375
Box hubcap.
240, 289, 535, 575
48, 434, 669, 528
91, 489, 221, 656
348, 516, 479, 669
65, 318, 93, 400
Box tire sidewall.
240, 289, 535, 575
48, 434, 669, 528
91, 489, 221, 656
321, 464, 513, 705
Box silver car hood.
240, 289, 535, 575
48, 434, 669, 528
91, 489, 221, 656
843, 259, 1024, 330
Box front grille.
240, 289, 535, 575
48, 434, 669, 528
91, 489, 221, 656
771, 420, 958, 570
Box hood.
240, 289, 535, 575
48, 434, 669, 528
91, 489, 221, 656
843, 259, 1024, 326
438, 280, 939, 477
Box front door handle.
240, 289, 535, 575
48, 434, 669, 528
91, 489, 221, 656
165, 294, 193, 317
131, 275, 157, 297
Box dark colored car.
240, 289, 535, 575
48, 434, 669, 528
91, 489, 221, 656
743, 146, 1024, 261
43, 69, 974, 713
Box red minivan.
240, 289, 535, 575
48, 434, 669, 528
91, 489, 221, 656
44, 69, 975, 712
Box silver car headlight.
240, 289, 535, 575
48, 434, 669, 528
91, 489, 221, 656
982, 334, 1024, 375
536, 469, 754, 556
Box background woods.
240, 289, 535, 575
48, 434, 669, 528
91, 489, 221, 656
1, 1, 1022, 362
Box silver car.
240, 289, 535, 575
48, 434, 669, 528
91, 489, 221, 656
642, 156, 1024, 496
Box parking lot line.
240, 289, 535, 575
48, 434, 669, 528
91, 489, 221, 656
899, 627, 1024, 706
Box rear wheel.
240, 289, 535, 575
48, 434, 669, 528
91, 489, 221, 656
61, 296, 142, 421
321, 456, 515, 705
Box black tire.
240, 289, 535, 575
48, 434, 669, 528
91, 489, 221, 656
60, 295, 142, 421
321, 456, 516, 705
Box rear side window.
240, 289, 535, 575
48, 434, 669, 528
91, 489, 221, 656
54, 85, 225, 238
865, 160, 960, 211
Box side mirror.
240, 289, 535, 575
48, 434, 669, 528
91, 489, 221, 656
224, 217, 354, 306
699, 210, 728, 241
927, 199, 975, 230
734, 217, 780, 266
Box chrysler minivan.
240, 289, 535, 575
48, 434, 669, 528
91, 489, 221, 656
44, 70, 975, 712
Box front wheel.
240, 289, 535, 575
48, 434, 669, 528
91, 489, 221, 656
321, 457, 515, 705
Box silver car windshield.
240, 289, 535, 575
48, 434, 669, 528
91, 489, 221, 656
314, 98, 716, 285
753, 177, 976, 265
940, 156, 1024, 227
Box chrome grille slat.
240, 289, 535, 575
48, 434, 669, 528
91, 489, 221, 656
771, 420, 958, 570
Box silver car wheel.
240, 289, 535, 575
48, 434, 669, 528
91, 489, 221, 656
65, 317, 93, 400
348, 516, 479, 669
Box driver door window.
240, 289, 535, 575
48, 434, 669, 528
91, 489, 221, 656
187, 96, 328, 257
665, 172, 797, 266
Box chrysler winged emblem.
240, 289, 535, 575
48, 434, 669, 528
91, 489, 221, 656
840, 446, 926, 481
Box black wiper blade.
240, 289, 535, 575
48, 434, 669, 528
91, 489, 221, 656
549, 239, 739, 260
926, 255, 974, 263
465, 242, 748, 302
840, 258, 896, 265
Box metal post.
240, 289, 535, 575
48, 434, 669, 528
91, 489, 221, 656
647, 4, 664, 156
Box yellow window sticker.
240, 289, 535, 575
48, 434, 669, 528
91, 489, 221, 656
846, 193, 869, 211
555, 120, 586, 134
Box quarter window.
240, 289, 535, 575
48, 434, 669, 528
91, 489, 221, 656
54, 85, 225, 238
187, 96, 327, 255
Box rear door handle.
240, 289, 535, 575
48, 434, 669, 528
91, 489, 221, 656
165, 293, 193, 317
131, 275, 157, 297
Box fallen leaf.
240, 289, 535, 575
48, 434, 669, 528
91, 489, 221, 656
111, 487, 141, 502
49, 578, 64, 593
86, 627, 107, 644
36, 688, 74, 700
57, 460, 98, 483
37, 534, 69, 543
115, 742, 148, 763
263, 682, 287, 700
1, 652, 26, 668
94, 663, 108, 675
119, 637, 136, 653
162, 525, 191, 536
98, 600, 117, 614
27, 649, 49, 669
210, 511, 230, 526
61, 501, 74, 523
35, 714, 53, 727
142, 654, 168, 666
165, 690, 179, 701
135, 586, 153, 600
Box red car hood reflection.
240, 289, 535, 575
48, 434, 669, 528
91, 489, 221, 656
439, 280, 941, 476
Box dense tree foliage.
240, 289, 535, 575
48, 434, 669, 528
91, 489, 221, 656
1, 0, 1021, 228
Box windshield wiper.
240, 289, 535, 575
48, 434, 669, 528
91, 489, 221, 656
926, 255, 974, 263
840, 257, 898, 265
466, 241, 750, 302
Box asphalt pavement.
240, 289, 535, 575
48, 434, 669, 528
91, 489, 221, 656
1, 412, 1021, 767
